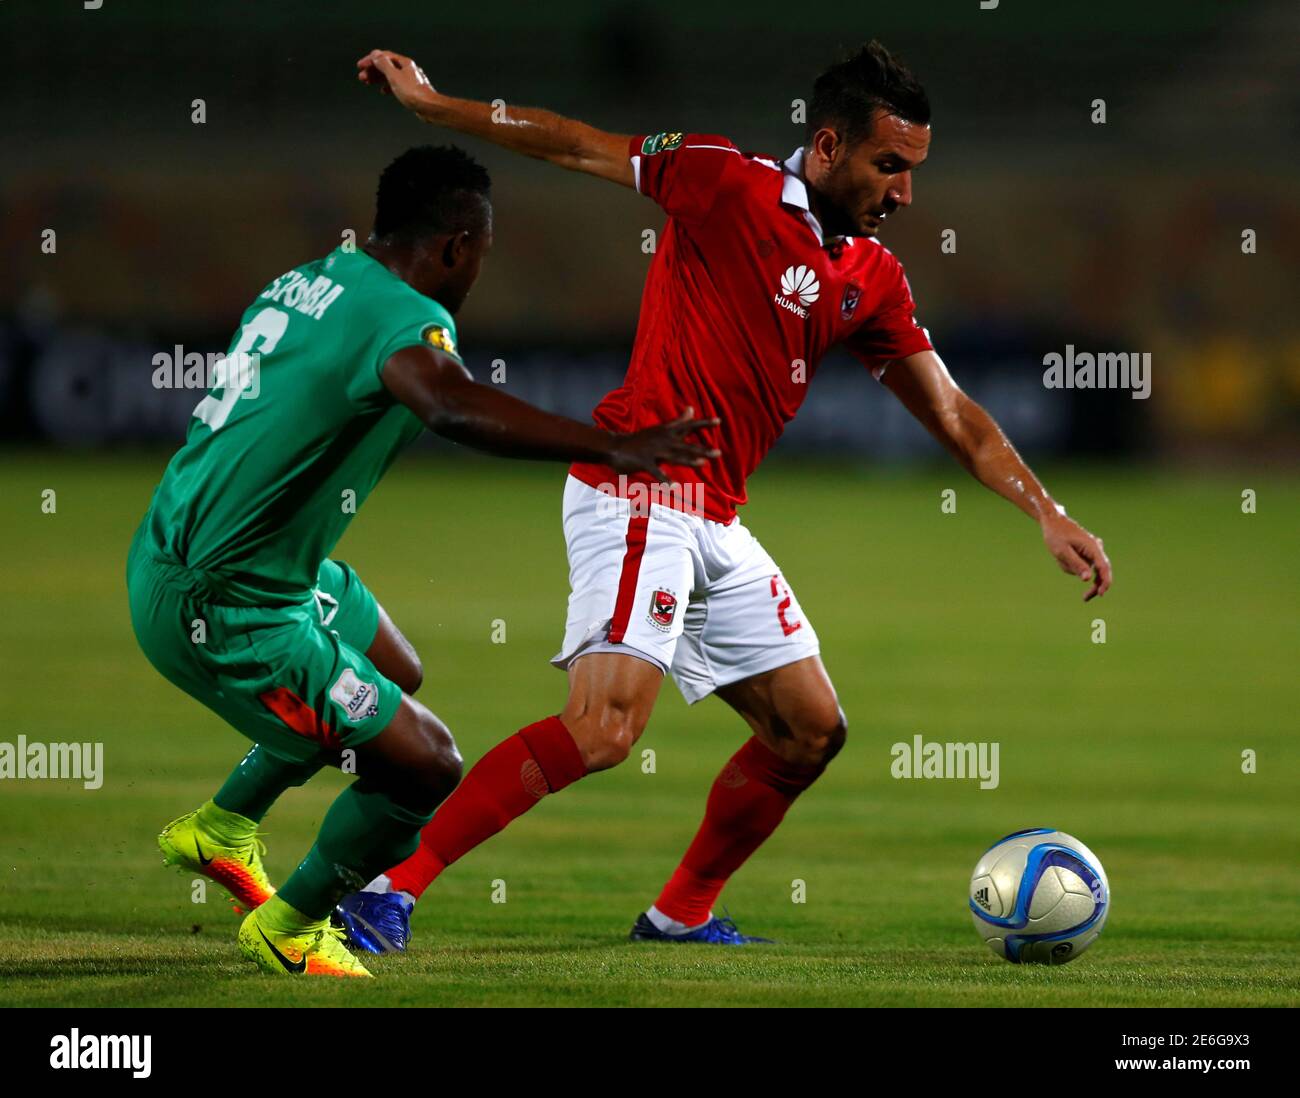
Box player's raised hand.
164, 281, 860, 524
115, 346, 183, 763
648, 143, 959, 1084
357, 49, 437, 113
357, 47, 636, 187
1042, 513, 1112, 601
608, 408, 721, 483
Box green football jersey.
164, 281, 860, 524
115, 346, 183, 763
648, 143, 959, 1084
140, 246, 460, 605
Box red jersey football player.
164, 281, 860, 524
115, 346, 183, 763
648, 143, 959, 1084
338, 41, 1113, 950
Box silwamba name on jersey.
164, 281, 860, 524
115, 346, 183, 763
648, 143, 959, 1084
259, 270, 346, 319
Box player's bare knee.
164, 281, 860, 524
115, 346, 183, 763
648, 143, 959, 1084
822, 707, 849, 763
797, 706, 848, 767
564, 704, 644, 771
410, 707, 463, 798
427, 710, 464, 789
592, 724, 637, 770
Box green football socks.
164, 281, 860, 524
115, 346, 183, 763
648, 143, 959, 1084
277, 780, 433, 920
212, 745, 325, 823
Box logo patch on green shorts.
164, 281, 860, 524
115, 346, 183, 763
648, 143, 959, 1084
330, 668, 380, 722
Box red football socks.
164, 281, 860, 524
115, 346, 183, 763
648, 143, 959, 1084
653, 736, 823, 927
386, 715, 587, 898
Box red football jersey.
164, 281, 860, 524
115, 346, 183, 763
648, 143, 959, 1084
570, 133, 933, 523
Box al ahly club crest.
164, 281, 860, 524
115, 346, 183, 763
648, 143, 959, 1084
841, 282, 862, 321
647, 588, 678, 631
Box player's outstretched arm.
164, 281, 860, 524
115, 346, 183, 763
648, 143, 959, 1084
381, 344, 719, 481
357, 49, 634, 188
882, 350, 1113, 601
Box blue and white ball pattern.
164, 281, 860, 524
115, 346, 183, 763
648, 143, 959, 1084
969, 828, 1109, 964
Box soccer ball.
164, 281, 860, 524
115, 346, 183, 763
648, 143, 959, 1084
968, 828, 1109, 964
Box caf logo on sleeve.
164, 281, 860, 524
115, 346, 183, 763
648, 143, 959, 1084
421, 324, 457, 356
641, 132, 685, 156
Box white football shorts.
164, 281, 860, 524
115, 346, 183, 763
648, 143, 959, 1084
551, 475, 821, 704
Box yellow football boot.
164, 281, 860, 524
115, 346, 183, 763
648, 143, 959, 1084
157, 807, 275, 914
238, 900, 373, 978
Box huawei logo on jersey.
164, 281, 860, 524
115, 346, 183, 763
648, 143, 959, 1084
775, 265, 820, 319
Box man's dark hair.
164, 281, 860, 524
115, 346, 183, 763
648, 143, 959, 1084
808, 40, 930, 146
373, 145, 492, 243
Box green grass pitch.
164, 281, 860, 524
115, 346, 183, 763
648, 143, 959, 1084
1, 451, 1296, 1007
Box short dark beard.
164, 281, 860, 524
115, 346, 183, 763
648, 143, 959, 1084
805, 179, 859, 241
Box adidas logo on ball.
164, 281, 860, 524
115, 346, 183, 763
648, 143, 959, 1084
968, 828, 1110, 965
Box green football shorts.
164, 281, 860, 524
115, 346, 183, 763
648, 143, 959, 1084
127, 540, 403, 763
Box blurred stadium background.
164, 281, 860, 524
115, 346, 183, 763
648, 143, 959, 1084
1, 1, 1296, 1007
3, 0, 1297, 460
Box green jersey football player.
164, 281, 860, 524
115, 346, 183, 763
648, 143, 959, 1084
127, 145, 718, 977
